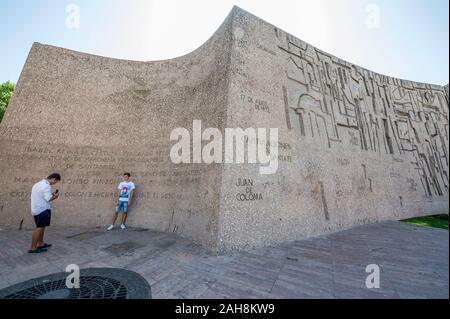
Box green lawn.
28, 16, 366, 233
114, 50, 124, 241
402, 214, 449, 230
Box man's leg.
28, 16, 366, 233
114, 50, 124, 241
37, 227, 46, 247
121, 212, 128, 225
120, 202, 128, 227
108, 203, 121, 230
111, 211, 119, 225
30, 228, 44, 250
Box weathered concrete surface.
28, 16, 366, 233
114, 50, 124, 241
0, 221, 448, 299
0, 10, 234, 252
0, 6, 448, 252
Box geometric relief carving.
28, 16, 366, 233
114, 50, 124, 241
277, 30, 449, 198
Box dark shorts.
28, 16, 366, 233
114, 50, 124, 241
34, 209, 51, 228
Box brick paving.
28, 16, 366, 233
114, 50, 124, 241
0, 221, 448, 299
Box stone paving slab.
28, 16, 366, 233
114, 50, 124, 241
0, 221, 448, 299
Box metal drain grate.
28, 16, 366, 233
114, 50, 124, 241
0, 268, 150, 299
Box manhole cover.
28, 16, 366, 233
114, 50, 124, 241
0, 268, 151, 299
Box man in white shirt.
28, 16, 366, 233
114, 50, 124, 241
29, 173, 61, 253
107, 173, 135, 231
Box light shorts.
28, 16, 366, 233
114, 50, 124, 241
115, 200, 129, 213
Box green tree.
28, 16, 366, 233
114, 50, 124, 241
0, 81, 16, 123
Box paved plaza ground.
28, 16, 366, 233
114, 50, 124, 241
0, 221, 448, 299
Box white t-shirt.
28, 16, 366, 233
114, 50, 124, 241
31, 179, 53, 216
118, 181, 135, 202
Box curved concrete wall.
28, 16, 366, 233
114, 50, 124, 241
0, 7, 448, 253
0, 8, 234, 252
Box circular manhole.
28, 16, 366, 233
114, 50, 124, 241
0, 268, 151, 299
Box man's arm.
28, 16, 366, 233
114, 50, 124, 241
44, 187, 59, 202
128, 190, 134, 205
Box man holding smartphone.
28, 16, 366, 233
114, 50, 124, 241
29, 173, 61, 253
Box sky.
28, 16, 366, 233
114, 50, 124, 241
0, 0, 448, 85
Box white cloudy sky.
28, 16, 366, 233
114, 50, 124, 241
0, 0, 448, 85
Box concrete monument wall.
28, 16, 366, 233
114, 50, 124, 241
216, 8, 449, 251
0, 7, 448, 253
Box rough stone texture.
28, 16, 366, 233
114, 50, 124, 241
0, 7, 448, 253
0, 221, 447, 299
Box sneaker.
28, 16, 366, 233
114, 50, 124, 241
107, 225, 114, 231
120, 224, 127, 230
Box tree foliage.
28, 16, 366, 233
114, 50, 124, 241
0, 81, 16, 123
